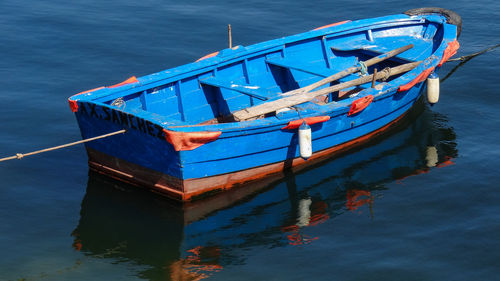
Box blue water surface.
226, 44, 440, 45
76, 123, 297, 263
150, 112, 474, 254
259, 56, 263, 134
0, 0, 499, 280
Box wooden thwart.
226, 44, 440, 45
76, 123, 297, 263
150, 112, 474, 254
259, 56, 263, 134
232, 61, 421, 121
281, 44, 413, 97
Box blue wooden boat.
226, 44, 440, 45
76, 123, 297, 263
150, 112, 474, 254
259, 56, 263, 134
68, 8, 461, 201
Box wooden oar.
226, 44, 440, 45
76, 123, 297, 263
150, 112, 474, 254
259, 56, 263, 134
281, 44, 414, 97
232, 61, 421, 121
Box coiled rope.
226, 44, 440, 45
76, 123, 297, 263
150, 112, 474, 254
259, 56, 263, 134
358, 61, 368, 76
0, 129, 126, 162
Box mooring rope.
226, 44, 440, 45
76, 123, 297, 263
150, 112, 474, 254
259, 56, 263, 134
442, 43, 499, 83
0, 129, 126, 162
447, 43, 499, 62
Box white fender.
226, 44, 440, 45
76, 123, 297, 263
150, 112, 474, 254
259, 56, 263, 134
298, 122, 312, 159
427, 72, 440, 104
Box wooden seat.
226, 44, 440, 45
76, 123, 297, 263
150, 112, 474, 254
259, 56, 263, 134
200, 77, 279, 101
265, 58, 356, 83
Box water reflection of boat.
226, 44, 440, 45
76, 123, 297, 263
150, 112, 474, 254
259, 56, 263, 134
72, 99, 457, 280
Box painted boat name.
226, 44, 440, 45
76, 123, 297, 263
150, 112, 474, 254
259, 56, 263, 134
78, 102, 164, 139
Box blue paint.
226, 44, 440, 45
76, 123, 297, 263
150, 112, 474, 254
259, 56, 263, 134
429, 71, 439, 79
69, 12, 458, 183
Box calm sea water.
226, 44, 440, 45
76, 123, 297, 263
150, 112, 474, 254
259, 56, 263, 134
1, 0, 499, 280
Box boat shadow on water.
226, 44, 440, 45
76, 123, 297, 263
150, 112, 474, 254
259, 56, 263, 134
71, 98, 457, 281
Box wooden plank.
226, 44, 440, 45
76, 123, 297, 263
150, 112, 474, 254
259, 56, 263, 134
232, 61, 421, 121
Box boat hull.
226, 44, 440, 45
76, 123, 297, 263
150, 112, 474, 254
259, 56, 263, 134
86, 86, 422, 201
69, 10, 460, 201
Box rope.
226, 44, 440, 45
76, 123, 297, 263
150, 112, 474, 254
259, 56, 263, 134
0, 129, 126, 162
442, 43, 499, 83
447, 43, 499, 62
358, 61, 368, 76
380, 67, 391, 81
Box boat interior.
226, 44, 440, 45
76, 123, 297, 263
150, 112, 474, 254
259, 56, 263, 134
93, 21, 444, 126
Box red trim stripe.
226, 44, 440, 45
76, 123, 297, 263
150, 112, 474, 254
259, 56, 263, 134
196, 51, 219, 62
313, 20, 350, 31
282, 116, 330, 130
70, 86, 105, 99
108, 76, 139, 88
397, 67, 435, 92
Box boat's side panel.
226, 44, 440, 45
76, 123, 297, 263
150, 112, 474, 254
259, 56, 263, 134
80, 79, 425, 200
85, 90, 420, 201
73, 102, 184, 186
184, 100, 417, 199
180, 80, 427, 179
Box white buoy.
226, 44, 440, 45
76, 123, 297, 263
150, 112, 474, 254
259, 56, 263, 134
298, 121, 312, 159
427, 72, 440, 104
